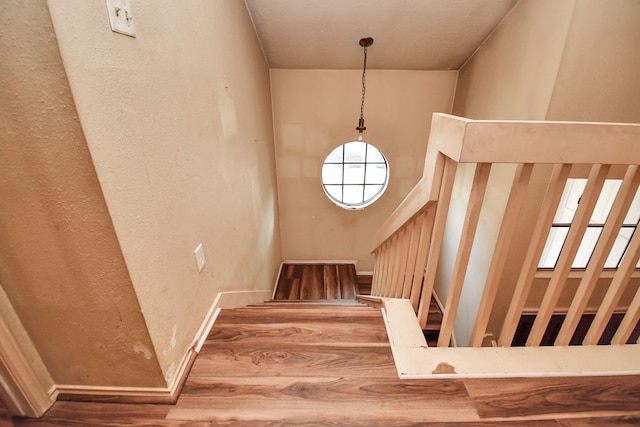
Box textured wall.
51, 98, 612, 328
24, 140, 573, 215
0, 1, 164, 387
271, 69, 457, 270
46, 0, 281, 383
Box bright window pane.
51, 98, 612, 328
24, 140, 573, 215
343, 164, 364, 184
539, 227, 569, 268
343, 142, 366, 164
364, 184, 384, 200
554, 179, 586, 223
365, 164, 388, 185
366, 148, 385, 163
591, 180, 621, 224
573, 227, 602, 268
605, 227, 634, 268
624, 186, 640, 224
324, 185, 342, 202
343, 185, 364, 204
321, 164, 342, 185
540, 178, 640, 271
325, 145, 343, 163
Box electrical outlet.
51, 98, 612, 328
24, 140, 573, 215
194, 243, 206, 273
105, 0, 136, 37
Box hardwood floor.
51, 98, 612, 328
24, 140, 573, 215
274, 263, 357, 300
15, 301, 640, 426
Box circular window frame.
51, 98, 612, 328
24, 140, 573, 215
320, 141, 390, 210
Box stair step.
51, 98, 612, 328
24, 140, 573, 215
208, 317, 389, 345
193, 342, 396, 378
215, 307, 383, 326
274, 263, 357, 300
247, 301, 371, 311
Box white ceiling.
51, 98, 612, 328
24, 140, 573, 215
245, 0, 520, 70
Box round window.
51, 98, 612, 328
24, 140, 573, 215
321, 141, 389, 209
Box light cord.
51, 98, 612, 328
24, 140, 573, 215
359, 44, 368, 121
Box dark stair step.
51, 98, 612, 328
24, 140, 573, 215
356, 273, 373, 295
274, 263, 357, 300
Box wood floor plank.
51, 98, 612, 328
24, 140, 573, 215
169, 376, 478, 423
464, 376, 640, 419
213, 307, 383, 324
324, 264, 339, 299
180, 376, 470, 400
190, 343, 397, 378
14, 401, 171, 426
274, 263, 359, 301
338, 263, 357, 299
557, 414, 640, 426
206, 321, 389, 345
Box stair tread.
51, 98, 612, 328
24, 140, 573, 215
207, 323, 389, 344
194, 342, 396, 378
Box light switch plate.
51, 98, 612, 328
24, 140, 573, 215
194, 243, 206, 273
106, 0, 136, 37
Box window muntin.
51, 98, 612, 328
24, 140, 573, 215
538, 178, 640, 270
321, 141, 389, 209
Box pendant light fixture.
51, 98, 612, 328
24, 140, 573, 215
320, 36, 389, 210
356, 37, 373, 141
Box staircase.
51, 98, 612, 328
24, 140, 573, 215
160, 300, 640, 424
169, 301, 458, 423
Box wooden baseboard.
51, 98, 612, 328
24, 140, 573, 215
56, 289, 272, 405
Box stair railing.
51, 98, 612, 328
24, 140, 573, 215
371, 113, 640, 350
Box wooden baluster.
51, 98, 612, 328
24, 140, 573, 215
390, 232, 404, 297
401, 216, 421, 300
390, 228, 408, 298
527, 164, 610, 346
371, 243, 384, 295
371, 248, 379, 295
371, 242, 389, 296
397, 225, 414, 298
586, 218, 640, 345
437, 163, 492, 347
469, 163, 533, 347
383, 234, 400, 297
557, 165, 640, 345
498, 164, 572, 347
612, 278, 640, 345
410, 206, 436, 312
418, 158, 458, 329
376, 241, 390, 296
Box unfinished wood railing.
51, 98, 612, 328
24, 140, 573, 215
371, 114, 640, 354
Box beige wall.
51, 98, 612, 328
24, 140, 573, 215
453, 0, 576, 120
271, 69, 457, 270
546, 0, 640, 122
0, 1, 163, 386
0, 0, 280, 391
447, 0, 640, 344
46, 0, 281, 384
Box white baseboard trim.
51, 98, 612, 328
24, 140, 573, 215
56, 289, 272, 405
0, 306, 56, 417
